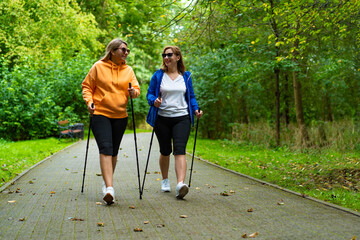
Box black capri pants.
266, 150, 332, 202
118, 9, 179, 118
91, 115, 128, 156
154, 115, 191, 156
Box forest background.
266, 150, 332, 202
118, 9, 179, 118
1, 0, 360, 208
1, 0, 360, 149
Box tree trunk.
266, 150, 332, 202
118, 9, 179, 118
283, 73, 290, 126
293, 70, 309, 146
292, 19, 309, 147
241, 96, 249, 124
275, 68, 280, 146
269, 0, 281, 146
325, 94, 334, 122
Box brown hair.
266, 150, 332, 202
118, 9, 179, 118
101, 38, 128, 62
161, 46, 186, 74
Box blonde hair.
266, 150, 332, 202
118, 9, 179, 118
101, 38, 128, 62
161, 46, 186, 74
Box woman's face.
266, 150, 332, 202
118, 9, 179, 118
112, 43, 130, 62
163, 48, 180, 69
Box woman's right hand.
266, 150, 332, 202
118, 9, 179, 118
154, 98, 162, 108
87, 103, 95, 115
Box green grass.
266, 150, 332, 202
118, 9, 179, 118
187, 136, 360, 212
0, 138, 73, 187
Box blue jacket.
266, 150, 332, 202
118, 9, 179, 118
146, 69, 199, 127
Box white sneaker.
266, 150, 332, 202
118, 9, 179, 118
176, 182, 189, 199
161, 179, 171, 192
102, 181, 106, 195
103, 187, 115, 205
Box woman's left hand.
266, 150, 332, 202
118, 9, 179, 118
195, 109, 203, 119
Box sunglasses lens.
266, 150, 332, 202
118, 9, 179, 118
121, 48, 130, 54
162, 53, 173, 58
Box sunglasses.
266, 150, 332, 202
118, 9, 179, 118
162, 53, 174, 58
116, 47, 130, 54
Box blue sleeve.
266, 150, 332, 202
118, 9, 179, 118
147, 72, 158, 106
188, 75, 199, 115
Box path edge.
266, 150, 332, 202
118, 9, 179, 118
186, 152, 360, 218
0, 141, 82, 193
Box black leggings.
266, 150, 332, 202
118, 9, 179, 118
91, 115, 128, 156
155, 115, 191, 156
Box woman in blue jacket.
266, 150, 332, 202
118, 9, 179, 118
146, 46, 203, 199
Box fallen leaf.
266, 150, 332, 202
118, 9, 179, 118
50, 191, 56, 194
249, 232, 259, 238
143, 221, 150, 224
29, 180, 34, 184
16, 189, 21, 193
97, 222, 104, 226
180, 215, 188, 218
96, 173, 102, 176
133, 227, 142, 232
220, 191, 229, 196
247, 208, 254, 212
7, 200, 16, 203
19, 217, 25, 221
229, 190, 235, 194
129, 206, 135, 209
96, 202, 102, 205
195, 187, 200, 190
242, 233, 248, 238
351, 236, 356, 240
156, 224, 165, 228
69, 217, 84, 221
154, 171, 161, 174
156, 178, 160, 181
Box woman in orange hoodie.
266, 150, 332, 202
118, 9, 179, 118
82, 38, 140, 204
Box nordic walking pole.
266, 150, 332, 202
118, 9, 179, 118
140, 92, 161, 198
188, 108, 200, 188
129, 82, 142, 199
81, 103, 94, 193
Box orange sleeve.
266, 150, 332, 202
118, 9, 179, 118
81, 66, 96, 106
130, 68, 140, 99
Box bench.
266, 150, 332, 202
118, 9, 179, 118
57, 120, 84, 141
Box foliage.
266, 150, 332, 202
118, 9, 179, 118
0, 53, 94, 140
0, 0, 173, 140
0, 0, 103, 66
174, 0, 360, 145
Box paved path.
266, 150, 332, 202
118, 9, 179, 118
0, 133, 359, 240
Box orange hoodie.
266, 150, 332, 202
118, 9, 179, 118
82, 59, 140, 118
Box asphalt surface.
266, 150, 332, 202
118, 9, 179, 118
1, 132, 359, 239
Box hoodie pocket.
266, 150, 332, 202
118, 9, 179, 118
96, 92, 128, 114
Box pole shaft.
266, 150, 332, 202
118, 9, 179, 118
81, 115, 92, 193
189, 115, 199, 187
129, 82, 142, 199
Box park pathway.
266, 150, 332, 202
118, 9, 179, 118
0, 133, 359, 240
